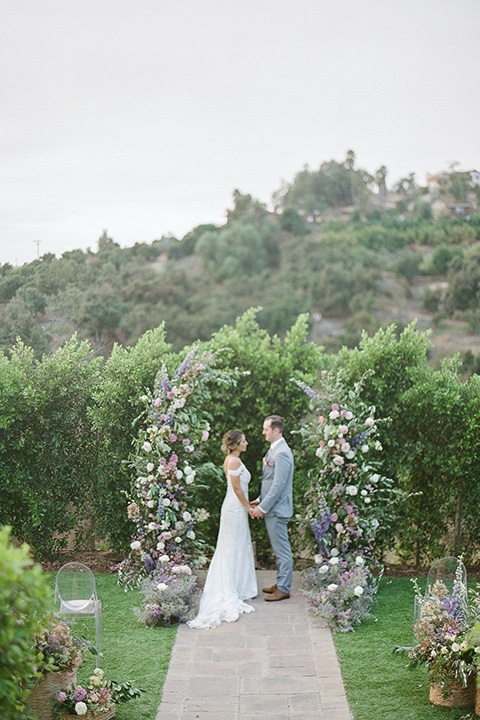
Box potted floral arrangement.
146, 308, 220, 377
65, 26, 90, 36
28, 614, 92, 720
408, 576, 476, 706
52, 667, 142, 719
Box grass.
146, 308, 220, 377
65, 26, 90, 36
45, 573, 177, 720
333, 576, 476, 720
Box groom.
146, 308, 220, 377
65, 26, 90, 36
251, 415, 294, 601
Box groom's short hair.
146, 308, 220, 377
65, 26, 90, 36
266, 415, 284, 433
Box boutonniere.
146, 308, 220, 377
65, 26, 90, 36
263, 454, 274, 467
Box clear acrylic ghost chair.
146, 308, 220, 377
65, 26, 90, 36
414, 556, 467, 626
55, 562, 102, 666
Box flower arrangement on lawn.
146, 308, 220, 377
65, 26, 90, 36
295, 373, 404, 631
408, 564, 476, 698
53, 667, 142, 717
34, 614, 91, 674
118, 346, 235, 624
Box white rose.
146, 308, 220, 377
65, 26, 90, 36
329, 410, 339, 419
157, 582, 168, 592
333, 455, 344, 466
186, 474, 195, 484
130, 540, 141, 550
156, 541, 165, 551
365, 417, 375, 427
327, 439, 335, 447
176, 470, 184, 479
159, 554, 170, 563
148, 522, 157, 531
452, 642, 460, 652
163, 498, 171, 507
143, 441, 152, 452
329, 557, 339, 565
346, 451, 355, 459
346, 485, 358, 496
355, 556, 365, 566
314, 554, 323, 564
315, 447, 324, 458
184, 466, 193, 475
327, 583, 338, 592
183, 511, 192, 522
345, 411, 353, 420
187, 530, 196, 540
75, 702, 88, 716
335, 523, 344, 533
371, 473, 380, 482
146, 499, 155, 508
361, 444, 369, 453
441, 646, 448, 654
319, 564, 329, 574
175, 536, 182, 544
330, 548, 339, 556
365, 497, 371, 504
147, 462, 154, 472
341, 443, 351, 453
354, 586, 364, 597
361, 489, 368, 496
162, 531, 172, 540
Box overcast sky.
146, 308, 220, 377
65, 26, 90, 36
1, 0, 479, 266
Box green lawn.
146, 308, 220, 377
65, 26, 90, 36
334, 576, 476, 720
45, 573, 176, 720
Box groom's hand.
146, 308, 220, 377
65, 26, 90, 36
251, 506, 264, 519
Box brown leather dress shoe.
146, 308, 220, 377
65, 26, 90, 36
262, 583, 277, 594
265, 588, 290, 602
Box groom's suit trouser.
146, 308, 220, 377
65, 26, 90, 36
264, 513, 293, 594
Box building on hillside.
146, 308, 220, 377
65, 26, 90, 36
447, 203, 474, 217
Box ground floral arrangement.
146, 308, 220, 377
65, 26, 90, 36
296, 372, 406, 632
29, 615, 141, 717
404, 560, 480, 701
118, 346, 236, 625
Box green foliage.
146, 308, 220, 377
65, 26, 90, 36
0, 526, 53, 720
0, 337, 102, 557
392, 249, 423, 282
196, 220, 272, 280
398, 362, 480, 562
279, 207, 310, 236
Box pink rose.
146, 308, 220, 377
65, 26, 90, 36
183, 438, 190, 445
331, 403, 339, 411
202, 430, 209, 441
339, 425, 348, 435
169, 434, 177, 442
319, 440, 325, 447
330, 513, 338, 522
340, 409, 347, 418
58, 692, 66, 703
319, 416, 324, 423
75, 687, 87, 701
154, 398, 162, 407
167, 391, 175, 399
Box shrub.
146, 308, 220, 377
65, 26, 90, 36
0, 526, 52, 720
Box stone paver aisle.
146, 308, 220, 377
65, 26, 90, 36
156, 570, 353, 720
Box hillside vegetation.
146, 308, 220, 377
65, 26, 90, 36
2, 152, 480, 368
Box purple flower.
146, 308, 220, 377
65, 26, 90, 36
58, 692, 66, 703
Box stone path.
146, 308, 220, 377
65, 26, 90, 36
155, 570, 353, 720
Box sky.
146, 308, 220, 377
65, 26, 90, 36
1, 0, 479, 267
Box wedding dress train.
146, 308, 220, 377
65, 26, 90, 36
187, 462, 257, 629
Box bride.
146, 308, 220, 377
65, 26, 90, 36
187, 429, 257, 629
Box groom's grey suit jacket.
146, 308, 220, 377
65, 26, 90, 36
259, 437, 294, 518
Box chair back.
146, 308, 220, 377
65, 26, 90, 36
426, 556, 467, 597
55, 562, 97, 612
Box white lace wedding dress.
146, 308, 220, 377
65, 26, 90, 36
187, 461, 257, 629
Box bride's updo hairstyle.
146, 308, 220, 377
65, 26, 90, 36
221, 429, 244, 454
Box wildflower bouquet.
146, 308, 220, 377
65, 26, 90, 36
53, 667, 141, 717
